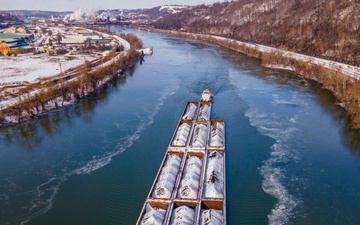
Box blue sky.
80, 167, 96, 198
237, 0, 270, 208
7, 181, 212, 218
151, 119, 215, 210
2, 0, 218, 11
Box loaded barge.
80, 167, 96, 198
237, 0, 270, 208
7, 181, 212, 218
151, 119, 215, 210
137, 90, 226, 225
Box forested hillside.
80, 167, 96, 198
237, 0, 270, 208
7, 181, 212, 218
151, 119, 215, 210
154, 0, 360, 65
0, 11, 21, 28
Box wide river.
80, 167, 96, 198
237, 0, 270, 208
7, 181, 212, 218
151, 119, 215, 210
1, 28, 360, 225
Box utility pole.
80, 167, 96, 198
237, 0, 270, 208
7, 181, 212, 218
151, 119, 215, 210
59, 60, 63, 76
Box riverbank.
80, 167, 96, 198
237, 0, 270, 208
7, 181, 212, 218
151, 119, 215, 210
2, 28, 360, 225
141, 27, 360, 128
0, 32, 143, 127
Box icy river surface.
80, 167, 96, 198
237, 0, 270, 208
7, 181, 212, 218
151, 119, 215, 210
1, 28, 360, 225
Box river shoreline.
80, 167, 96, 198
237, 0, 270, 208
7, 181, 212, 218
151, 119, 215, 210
2, 28, 360, 225
0, 32, 142, 127
139, 27, 360, 128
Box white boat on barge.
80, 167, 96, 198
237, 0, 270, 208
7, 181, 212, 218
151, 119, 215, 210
137, 90, 226, 225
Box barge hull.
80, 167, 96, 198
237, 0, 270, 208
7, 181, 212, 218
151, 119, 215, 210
137, 91, 226, 225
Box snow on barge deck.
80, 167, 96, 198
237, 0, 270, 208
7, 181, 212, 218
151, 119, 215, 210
137, 90, 226, 225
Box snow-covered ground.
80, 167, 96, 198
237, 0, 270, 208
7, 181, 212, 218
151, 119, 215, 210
128, 27, 360, 83
159, 5, 190, 14
0, 29, 131, 117
252, 42, 360, 80
211, 36, 360, 80
0, 54, 98, 86
0, 27, 131, 88
161, 29, 360, 81
102, 32, 130, 50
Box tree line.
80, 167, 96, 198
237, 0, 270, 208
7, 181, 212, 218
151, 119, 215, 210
149, 28, 360, 128
0, 33, 142, 126
153, 0, 360, 66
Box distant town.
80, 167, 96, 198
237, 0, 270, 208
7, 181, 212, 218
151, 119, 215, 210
1, 5, 190, 27
0, 6, 189, 56
0, 5, 189, 88
0, 6, 180, 125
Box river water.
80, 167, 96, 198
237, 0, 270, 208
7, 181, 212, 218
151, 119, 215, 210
1, 28, 360, 225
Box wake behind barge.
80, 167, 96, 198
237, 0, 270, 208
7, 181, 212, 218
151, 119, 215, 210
137, 90, 226, 225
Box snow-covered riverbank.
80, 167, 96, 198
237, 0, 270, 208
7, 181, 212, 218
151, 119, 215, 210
0, 28, 141, 126
147, 28, 360, 127
0, 28, 126, 87
149, 28, 360, 81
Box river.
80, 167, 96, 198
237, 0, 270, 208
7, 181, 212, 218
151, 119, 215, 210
1, 27, 360, 225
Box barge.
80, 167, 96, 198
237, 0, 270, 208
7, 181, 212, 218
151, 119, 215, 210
137, 90, 226, 225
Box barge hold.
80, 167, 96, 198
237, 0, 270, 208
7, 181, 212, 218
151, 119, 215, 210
137, 90, 226, 225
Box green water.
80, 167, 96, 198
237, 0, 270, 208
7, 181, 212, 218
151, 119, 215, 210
0, 28, 360, 225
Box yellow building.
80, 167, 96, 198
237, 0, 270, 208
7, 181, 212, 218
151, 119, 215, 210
0, 42, 18, 55
73, 28, 89, 34
28, 28, 38, 34
3, 27, 28, 34
3, 27, 16, 34
16, 27, 28, 33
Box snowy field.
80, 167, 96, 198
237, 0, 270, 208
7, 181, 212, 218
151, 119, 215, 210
0, 26, 127, 88
0, 53, 99, 86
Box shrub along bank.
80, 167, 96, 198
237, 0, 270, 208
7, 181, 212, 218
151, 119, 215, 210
146, 28, 360, 128
0, 34, 142, 126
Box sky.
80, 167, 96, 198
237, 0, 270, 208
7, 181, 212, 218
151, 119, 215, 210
2, 0, 218, 11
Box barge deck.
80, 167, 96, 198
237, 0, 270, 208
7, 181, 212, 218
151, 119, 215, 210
137, 90, 226, 225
